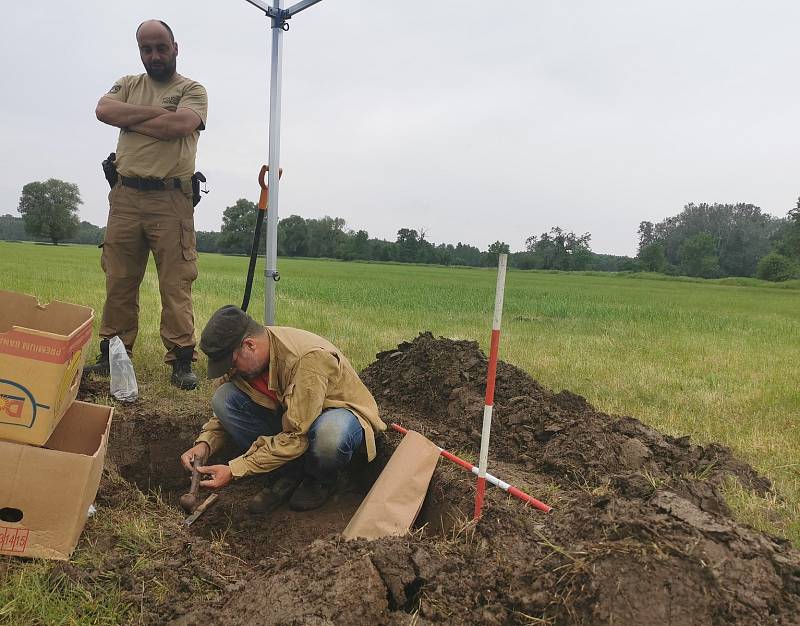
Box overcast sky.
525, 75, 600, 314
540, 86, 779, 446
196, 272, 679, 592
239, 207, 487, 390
2, 1, 799, 257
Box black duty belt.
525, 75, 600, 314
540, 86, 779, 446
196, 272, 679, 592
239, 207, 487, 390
120, 176, 184, 191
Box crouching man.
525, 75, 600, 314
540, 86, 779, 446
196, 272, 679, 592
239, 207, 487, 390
180, 305, 386, 512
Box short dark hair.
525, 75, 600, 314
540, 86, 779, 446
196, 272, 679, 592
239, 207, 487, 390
136, 20, 175, 43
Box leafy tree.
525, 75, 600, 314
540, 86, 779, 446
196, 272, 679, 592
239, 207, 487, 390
637, 242, 666, 272
452, 242, 483, 267
637, 221, 657, 253
218, 199, 260, 255
643, 203, 781, 277
0, 214, 32, 241
196, 230, 220, 253
432, 243, 454, 266
368, 239, 394, 262
486, 241, 510, 267
17, 179, 81, 244
306, 216, 346, 258
790, 202, 800, 223
679, 232, 719, 278
571, 246, 592, 271
526, 230, 554, 268
338, 229, 370, 261
586, 253, 636, 272
1, 214, 103, 245
775, 199, 800, 261
277, 215, 309, 257
414, 237, 439, 265
396, 228, 421, 262
618, 257, 640, 271
524, 227, 592, 270
756, 253, 798, 282
511, 251, 536, 270
70, 221, 104, 245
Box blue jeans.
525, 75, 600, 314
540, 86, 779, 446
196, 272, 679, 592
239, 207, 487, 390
212, 382, 365, 485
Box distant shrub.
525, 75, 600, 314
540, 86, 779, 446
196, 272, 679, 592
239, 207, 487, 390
756, 253, 798, 282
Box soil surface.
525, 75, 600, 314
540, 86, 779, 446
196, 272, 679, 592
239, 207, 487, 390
77, 333, 800, 625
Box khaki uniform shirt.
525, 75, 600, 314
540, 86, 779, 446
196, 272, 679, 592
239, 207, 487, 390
103, 73, 208, 179
195, 326, 386, 478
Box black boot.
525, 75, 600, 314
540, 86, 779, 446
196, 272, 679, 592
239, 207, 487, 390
248, 474, 304, 515
288, 476, 336, 511
82, 338, 110, 377
171, 346, 198, 390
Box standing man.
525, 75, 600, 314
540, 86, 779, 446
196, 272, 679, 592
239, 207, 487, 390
180, 305, 387, 513
84, 20, 208, 389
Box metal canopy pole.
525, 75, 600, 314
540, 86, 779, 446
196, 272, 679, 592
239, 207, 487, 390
263, 0, 283, 326
242, 0, 325, 324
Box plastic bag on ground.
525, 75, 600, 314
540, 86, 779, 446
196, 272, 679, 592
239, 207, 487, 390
109, 335, 138, 402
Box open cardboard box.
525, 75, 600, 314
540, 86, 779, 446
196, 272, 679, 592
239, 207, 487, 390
0, 290, 94, 445
0, 400, 112, 560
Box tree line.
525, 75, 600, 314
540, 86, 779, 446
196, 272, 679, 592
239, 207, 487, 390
636, 202, 799, 281
202, 198, 634, 270
6, 178, 800, 280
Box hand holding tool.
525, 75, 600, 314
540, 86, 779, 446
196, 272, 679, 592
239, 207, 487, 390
179, 454, 205, 513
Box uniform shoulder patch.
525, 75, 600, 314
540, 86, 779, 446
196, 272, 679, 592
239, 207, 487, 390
108, 84, 122, 94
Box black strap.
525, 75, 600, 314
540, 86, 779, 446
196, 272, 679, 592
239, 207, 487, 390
120, 176, 182, 191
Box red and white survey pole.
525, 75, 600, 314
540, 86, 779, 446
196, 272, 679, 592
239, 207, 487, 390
390, 423, 551, 513
474, 253, 507, 519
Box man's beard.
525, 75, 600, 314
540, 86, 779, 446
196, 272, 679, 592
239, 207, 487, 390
144, 58, 177, 81
238, 364, 268, 381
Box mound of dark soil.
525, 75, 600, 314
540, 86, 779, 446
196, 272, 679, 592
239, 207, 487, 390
79, 333, 800, 625
362, 332, 770, 501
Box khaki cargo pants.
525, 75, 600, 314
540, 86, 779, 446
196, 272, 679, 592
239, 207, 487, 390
99, 184, 198, 361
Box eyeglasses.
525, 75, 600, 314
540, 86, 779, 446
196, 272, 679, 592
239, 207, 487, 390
227, 340, 247, 376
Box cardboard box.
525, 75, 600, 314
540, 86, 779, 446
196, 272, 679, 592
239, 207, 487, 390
0, 400, 112, 560
0, 290, 94, 445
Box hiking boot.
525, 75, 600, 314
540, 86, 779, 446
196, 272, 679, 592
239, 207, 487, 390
82, 338, 110, 377
248, 474, 304, 515
170, 346, 198, 390
288, 476, 335, 511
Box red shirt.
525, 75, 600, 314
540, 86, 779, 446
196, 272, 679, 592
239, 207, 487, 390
249, 371, 279, 404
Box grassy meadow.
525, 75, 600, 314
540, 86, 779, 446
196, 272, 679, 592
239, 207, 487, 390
1, 241, 799, 541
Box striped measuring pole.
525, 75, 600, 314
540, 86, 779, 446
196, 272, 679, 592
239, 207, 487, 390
474, 253, 507, 519
390, 423, 551, 513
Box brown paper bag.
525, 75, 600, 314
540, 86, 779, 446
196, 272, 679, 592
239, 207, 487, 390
342, 430, 440, 540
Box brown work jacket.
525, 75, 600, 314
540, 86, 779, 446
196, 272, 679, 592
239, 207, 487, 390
195, 326, 385, 478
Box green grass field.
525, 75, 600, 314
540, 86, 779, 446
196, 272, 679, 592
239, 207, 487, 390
2, 240, 799, 623
2, 240, 799, 542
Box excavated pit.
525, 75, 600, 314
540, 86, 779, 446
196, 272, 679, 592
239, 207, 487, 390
81, 387, 472, 565
93, 405, 386, 562
103, 411, 469, 564
77, 333, 800, 626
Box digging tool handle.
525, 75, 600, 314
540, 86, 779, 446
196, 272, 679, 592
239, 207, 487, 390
189, 453, 205, 498
257, 165, 283, 211
242, 165, 283, 312
183, 493, 219, 527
